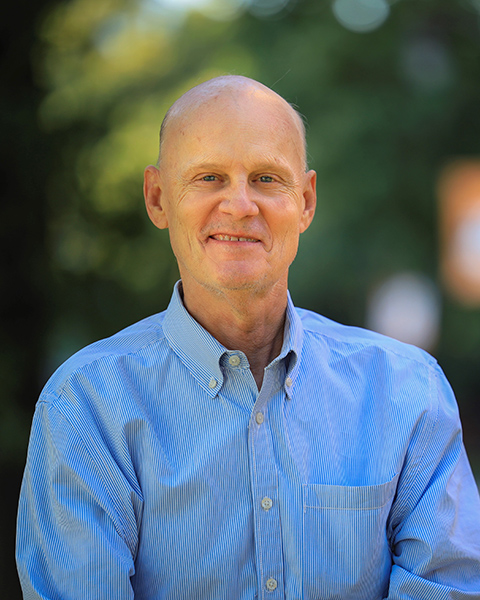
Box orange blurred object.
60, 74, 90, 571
439, 160, 480, 306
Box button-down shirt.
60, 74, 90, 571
16, 282, 480, 599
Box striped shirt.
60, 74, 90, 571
16, 282, 480, 599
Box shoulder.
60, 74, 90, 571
42, 311, 168, 401
295, 305, 437, 370
293, 306, 459, 437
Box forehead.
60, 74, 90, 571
161, 87, 306, 172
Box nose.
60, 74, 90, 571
218, 180, 259, 218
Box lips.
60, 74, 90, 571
211, 234, 259, 242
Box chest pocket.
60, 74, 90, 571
302, 474, 398, 600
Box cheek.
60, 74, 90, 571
167, 211, 205, 255
270, 206, 302, 239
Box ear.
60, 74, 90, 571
299, 169, 317, 233
144, 165, 169, 229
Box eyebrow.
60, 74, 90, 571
182, 157, 297, 178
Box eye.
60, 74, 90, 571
201, 175, 217, 182
258, 175, 275, 183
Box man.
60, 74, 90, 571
17, 76, 480, 599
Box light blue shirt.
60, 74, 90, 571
17, 282, 480, 599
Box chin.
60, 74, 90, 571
182, 263, 282, 296
206, 273, 269, 294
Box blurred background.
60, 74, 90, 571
2, 0, 480, 594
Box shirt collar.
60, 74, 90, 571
162, 281, 304, 397
278, 290, 303, 398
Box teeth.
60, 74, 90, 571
215, 235, 257, 242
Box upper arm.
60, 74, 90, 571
16, 399, 139, 600
386, 366, 480, 598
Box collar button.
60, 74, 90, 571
228, 355, 241, 367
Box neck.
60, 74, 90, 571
180, 280, 288, 389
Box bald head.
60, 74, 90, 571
157, 75, 307, 170
144, 73, 317, 301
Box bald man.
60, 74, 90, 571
17, 76, 480, 599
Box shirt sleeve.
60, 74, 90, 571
16, 397, 140, 600
386, 365, 480, 599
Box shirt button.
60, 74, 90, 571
266, 578, 277, 591
255, 412, 264, 425
208, 377, 217, 389
228, 355, 241, 367
285, 377, 293, 387
261, 497, 273, 511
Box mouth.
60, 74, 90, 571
210, 234, 260, 242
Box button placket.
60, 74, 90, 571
249, 378, 284, 598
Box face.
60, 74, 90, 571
144, 86, 316, 299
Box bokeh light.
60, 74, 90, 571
154, 0, 247, 21
367, 273, 441, 352
400, 35, 455, 91
332, 0, 390, 33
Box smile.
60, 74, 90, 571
211, 235, 259, 242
